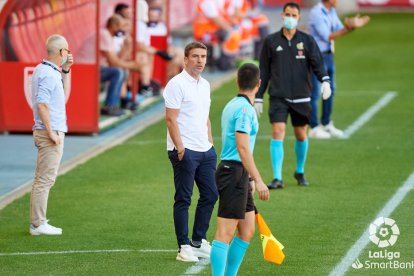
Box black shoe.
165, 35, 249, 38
122, 101, 139, 111
100, 106, 126, 116
294, 172, 309, 187
268, 179, 284, 189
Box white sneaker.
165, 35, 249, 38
308, 125, 331, 139
176, 245, 199, 262
324, 122, 344, 138
191, 239, 211, 259
30, 220, 62, 236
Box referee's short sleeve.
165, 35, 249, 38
163, 80, 183, 109
234, 106, 252, 134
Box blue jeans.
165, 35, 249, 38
310, 52, 336, 128
100, 67, 126, 107
168, 147, 218, 246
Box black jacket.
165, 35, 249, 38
256, 29, 329, 100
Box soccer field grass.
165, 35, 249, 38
1, 13, 414, 275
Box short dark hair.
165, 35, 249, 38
283, 2, 300, 13
237, 63, 260, 91
106, 14, 123, 29
114, 3, 129, 15
184, 41, 207, 57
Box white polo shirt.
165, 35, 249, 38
164, 69, 212, 152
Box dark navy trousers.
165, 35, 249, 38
168, 146, 218, 246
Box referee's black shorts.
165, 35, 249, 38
269, 97, 310, 127
215, 160, 255, 219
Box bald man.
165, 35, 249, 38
30, 34, 73, 235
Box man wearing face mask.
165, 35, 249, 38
30, 34, 73, 235
254, 2, 331, 189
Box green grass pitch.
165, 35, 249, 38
0, 13, 414, 275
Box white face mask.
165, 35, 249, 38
61, 55, 68, 66
283, 16, 298, 30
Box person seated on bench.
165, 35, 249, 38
147, 4, 184, 80
100, 14, 146, 116
193, 0, 241, 70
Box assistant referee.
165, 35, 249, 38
210, 63, 269, 276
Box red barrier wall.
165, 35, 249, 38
0, 0, 99, 133
0, 63, 99, 133
169, 0, 196, 30
358, 0, 414, 6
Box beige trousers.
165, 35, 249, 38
30, 130, 65, 227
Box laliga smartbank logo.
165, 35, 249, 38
351, 217, 414, 270
369, 217, 399, 248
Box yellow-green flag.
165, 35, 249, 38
255, 211, 285, 265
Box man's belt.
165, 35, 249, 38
284, 97, 311, 103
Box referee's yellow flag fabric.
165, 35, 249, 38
255, 212, 285, 265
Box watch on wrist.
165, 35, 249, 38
62, 68, 70, 74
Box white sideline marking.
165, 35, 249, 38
329, 171, 414, 276
125, 135, 297, 146
183, 258, 210, 275
341, 91, 397, 139
0, 249, 176, 256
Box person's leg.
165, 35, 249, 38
217, 28, 240, 71
192, 146, 218, 242
270, 122, 285, 181
321, 53, 336, 126
293, 126, 308, 174
225, 211, 255, 276
100, 67, 125, 107
291, 105, 311, 185
168, 149, 197, 247
30, 130, 64, 227
136, 52, 153, 89
310, 73, 321, 128
211, 218, 239, 276
268, 99, 289, 185
167, 46, 184, 79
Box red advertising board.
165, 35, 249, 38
263, 0, 304, 7
0, 63, 99, 133
358, 0, 414, 6
169, 0, 197, 30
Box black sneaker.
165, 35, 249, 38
268, 179, 284, 189
100, 106, 126, 117
294, 172, 309, 187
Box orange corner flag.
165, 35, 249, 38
255, 211, 285, 265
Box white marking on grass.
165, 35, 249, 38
341, 91, 397, 139
0, 249, 176, 256
183, 258, 210, 275
329, 171, 414, 276
125, 135, 296, 146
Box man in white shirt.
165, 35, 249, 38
164, 42, 218, 262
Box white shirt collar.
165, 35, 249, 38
182, 68, 200, 83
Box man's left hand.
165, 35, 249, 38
321, 81, 332, 100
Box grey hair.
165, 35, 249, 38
46, 34, 67, 55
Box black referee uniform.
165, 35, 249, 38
257, 29, 329, 125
